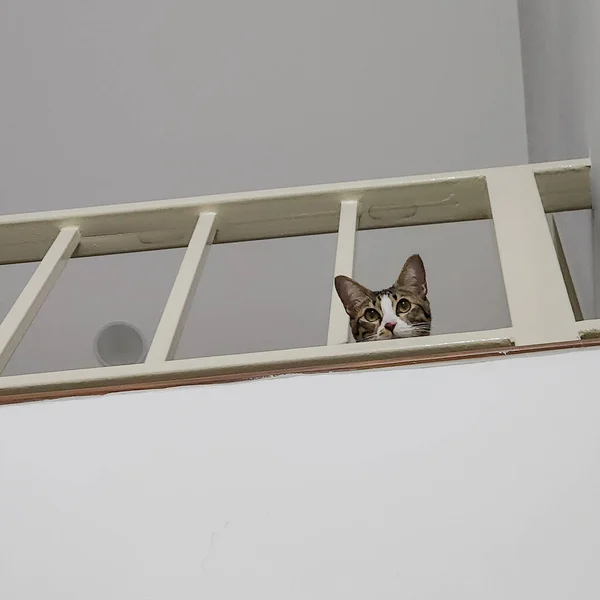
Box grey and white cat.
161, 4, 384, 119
335, 254, 431, 342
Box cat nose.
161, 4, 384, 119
384, 321, 396, 332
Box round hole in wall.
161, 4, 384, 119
94, 322, 147, 367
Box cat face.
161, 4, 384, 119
334, 254, 431, 342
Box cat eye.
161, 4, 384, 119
363, 308, 380, 322
396, 298, 411, 314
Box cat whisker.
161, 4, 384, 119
360, 334, 380, 343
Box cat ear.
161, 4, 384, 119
396, 254, 427, 297
334, 275, 372, 315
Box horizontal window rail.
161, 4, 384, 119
0, 158, 592, 398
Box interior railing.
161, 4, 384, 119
0, 158, 592, 398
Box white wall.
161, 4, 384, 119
2, 348, 600, 599
0, 0, 528, 373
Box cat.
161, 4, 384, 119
334, 254, 431, 342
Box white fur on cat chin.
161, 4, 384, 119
376, 295, 412, 339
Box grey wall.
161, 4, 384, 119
518, 0, 590, 163
1, 0, 528, 210
517, 0, 594, 318
590, 0, 600, 315
0, 1, 528, 373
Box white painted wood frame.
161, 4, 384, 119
327, 200, 359, 345
146, 212, 217, 363
0, 159, 592, 396
486, 167, 579, 345
0, 227, 80, 374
